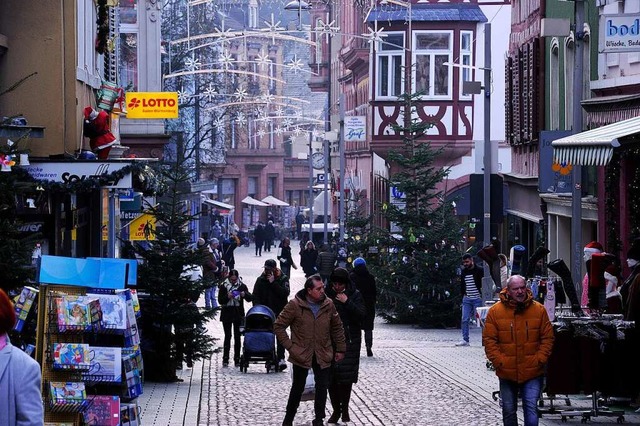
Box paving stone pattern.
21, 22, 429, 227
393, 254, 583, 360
138, 245, 640, 425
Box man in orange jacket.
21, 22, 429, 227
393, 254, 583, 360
483, 274, 555, 426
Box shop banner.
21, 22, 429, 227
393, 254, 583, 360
129, 213, 156, 241
125, 92, 179, 119
39, 255, 136, 288
599, 14, 640, 53
24, 162, 132, 189
344, 116, 366, 142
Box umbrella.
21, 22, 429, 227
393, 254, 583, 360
261, 195, 289, 207
241, 196, 269, 207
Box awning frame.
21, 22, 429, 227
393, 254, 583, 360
241, 196, 269, 207
551, 115, 640, 166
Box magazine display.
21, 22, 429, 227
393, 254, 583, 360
51, 343, 91, 370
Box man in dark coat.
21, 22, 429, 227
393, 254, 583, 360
254, 222, 265, 256
300, 241, 319, 277
316, 244, 337, 284
264, 220, 276, 253
277, 237, 298, 279
350, 257, 377, 357
253, 259, 290, 369
221, 236, 238, 271
325, 267, 366, 424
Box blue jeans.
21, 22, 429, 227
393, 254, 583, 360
461, 296, 482, 342
499, 376, 543, 426
205, 286, 218, 308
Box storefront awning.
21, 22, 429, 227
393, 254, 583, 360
242, 196, 269, 207
203, 199, 234, 211
551, 115, 640, 166
261, 195, 289, 207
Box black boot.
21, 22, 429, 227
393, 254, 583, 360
328, 383, 341, 423
366, 346, 373, 357
341, 383, 352, 422
548, 258, 581, 312
525, 246, 550, 279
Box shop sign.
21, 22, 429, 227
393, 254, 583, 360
17, 222, 44, 234
125, 92, 179, 119
129, 213, 156, 240
23, 162, 132, 189
599, 14, 640, 53
344, 116, 366, 142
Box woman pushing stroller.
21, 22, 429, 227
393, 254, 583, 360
218, 269, 252, 367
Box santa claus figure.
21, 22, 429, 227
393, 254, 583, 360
604, 264, 623, 314
83, 106, 116, 159
581, 241, 603, 307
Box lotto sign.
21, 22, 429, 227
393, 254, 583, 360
129, 213, 156, 240
125, 92, 179, 119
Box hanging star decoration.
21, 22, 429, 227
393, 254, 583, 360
292, 126, 303, 136
286, 55, 305, 74
213, 22, 237, 46
275, 106, 284, 117
255, 50, 272, 70
295, 110, 304, 118
203, 84, 217, 102
177, 87, 190, 104
274, 126, 284, 135
315, 19, 340, 43
312, 128, 322, 138
184, 56, 201, 71
362, 26, 387, 45
257, 128, 266, 138
234, 86, 248, 102
219, 49, 235, 70
235, 112, 247, 126
282, 118, 293, 128
212, 117, 225, 129
260, 14, 285, 44
260, 92, 275, 104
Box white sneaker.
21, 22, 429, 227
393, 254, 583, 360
455, 340, 470, 347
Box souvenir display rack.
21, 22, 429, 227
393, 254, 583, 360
37, 284, 142, 425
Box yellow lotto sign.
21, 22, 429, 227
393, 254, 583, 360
125, 92, 179, 119
129, 213, 156, 241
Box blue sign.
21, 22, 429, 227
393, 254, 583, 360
539, 130, 573, 194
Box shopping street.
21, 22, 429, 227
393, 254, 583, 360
137, 245, 640, 426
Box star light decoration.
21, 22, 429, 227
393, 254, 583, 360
255, 50, 272, 70
257, 128, 266, 138
260, 14, 285, 44
203, 84, 217, 102
260, 92, 275, 104
315, 19, 340, 43
219, 49, 235, 70
234, 86, 248, 102
362, 26, 387, 45
282, 118, 293, 128
213, 117, 225, 129
184, 56, 201, 71
292, 126, 303, 136
274, 106, 284, 117
235, 112, 246, 126
274, 126, 284, 135
213, 22, 237, 46
177, 87, 190, 104
286, 55, 305, 74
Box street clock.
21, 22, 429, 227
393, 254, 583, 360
311, 152, 325, 170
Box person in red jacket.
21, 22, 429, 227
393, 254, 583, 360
482, 275, 555, 426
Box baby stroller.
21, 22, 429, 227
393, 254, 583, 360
239, 305, 278, 373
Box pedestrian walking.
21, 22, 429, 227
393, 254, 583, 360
265, 220, 276, 253
300, 240, 319, 277
199, 238, 219, 310
254, 222, 265, 257
277, 237, 298, 279
456, 253, 483, 346
218, 269, 252, 367
316, 244, 337, 285
221, 235, 239, 271
483, 275, 554, 426
252, 259, 290, 371
350, 257, 377, 357
325, 268, 366, 424
208, 238, 224, 309
274, 274, 346, 426
0, 288, 44, 426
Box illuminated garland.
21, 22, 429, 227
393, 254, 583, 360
604, 153, 622, 258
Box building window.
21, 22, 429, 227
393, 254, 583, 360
376, 32, 404, 98
119, 0, 137, 24
119, 33, 138, 91
459, 31, 473, 100
268, 176, 277, 196
564, 35, 574, 131
248, 177, 258, 197
76, 0, 100, 86
413, 31, 452, 98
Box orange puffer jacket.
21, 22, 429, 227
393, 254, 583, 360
482, 288, 555, 383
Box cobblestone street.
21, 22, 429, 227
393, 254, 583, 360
138, 245, 640, 425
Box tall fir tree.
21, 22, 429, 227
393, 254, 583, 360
136, 161, 215, 381
349, 91, 464, 327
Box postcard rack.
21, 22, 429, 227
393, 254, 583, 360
37, 284, 143, 426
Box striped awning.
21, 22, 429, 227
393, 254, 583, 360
552, 115, 640, 166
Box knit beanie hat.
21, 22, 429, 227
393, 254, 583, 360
353, 257, 366, 267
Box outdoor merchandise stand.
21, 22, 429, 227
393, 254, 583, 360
33, 255, 143, 426
541, 311, 635, 423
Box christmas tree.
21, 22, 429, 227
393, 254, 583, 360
135, 161, 215, 381
349, 91, 464, 328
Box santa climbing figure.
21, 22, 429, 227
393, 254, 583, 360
83, 106, 116, 159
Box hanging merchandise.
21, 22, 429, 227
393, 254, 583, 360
96, 79, 121, 112
83, 107, 116, 159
